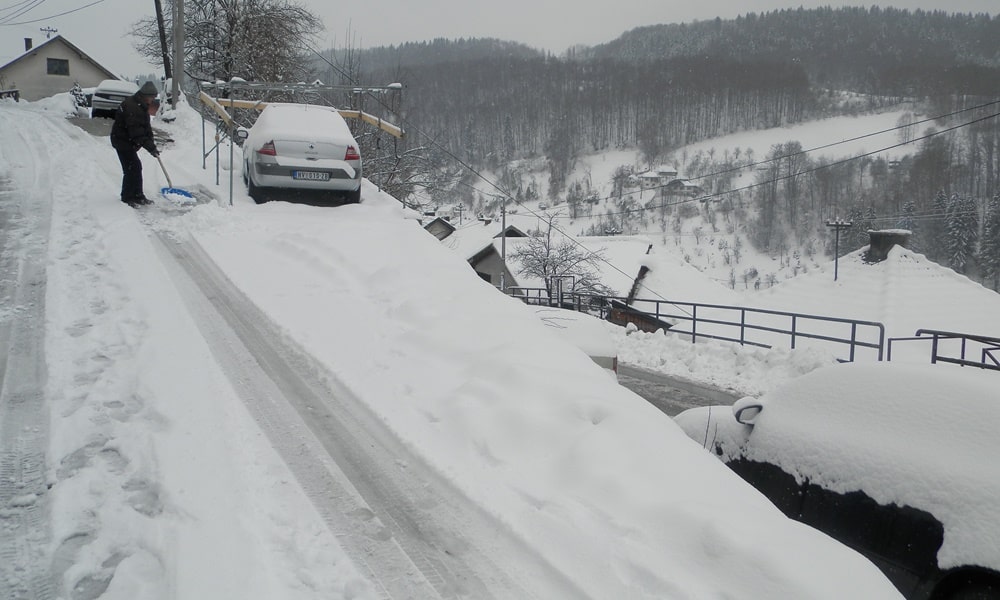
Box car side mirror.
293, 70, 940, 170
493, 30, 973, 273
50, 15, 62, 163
235, 127, 249, 140
733, 397, 763, 425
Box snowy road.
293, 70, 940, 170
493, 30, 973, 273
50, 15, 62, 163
617, 365, 739, 417
0, 105, 55, 600
0, 103, 582, 598
152, 233, 583, 599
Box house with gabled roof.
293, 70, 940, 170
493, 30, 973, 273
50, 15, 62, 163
0, 36, 118, 101
638, 165, 680, 189
428, 215, 738, 330
424, 217, 529, 289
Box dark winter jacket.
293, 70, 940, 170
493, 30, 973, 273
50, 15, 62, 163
110, 92, 158, 155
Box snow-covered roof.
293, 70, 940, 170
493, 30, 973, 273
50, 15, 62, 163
0, 35, 116, 79
753, 245, 1000, 339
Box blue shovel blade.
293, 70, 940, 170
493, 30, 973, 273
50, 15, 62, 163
161, 187, 195, 199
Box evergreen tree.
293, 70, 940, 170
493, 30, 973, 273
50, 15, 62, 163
920, 190, 950, 261
846, 203, 869, 251
980, 194, 1000, 290
946, 193, 979, 274
896, 200, 916, 231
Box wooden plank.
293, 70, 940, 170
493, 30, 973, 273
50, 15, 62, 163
201, 95, 405, 138
337, 110, 406, 138
196, 91, 233, 126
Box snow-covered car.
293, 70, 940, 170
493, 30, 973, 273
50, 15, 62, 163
90, 79, 138, 119
674, 363, 1000, 600
534, 307, 618, 379
239, 103, 362, 204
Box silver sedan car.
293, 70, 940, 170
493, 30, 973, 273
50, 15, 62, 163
240, 103, 362, 204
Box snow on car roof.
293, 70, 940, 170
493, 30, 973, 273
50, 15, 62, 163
745, 362, 1000, 571
96, 79, 138, 94
253, 103, 354, 141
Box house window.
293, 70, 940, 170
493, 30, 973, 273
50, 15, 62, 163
47, 58, 69, 76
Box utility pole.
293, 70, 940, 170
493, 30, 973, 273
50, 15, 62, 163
39, 26, 57, 38
171, 0, 183, 106
826, 219, 852, 281
154, 0, 171, 79
500, 202, 507, 293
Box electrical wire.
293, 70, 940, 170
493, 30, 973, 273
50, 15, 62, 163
0, 0, 44, 24
0, 0, 105, 26
674, 98, 1000, 188
303, 43, 998, 305
0, 0, 40, 16
585, 110, 1000, 220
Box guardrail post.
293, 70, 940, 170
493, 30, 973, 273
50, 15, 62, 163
691, 305, 697, 343
791, 315, 797, 350
849, 322, 857, 362
740, 309, 746, 345
931, 334, 939, 364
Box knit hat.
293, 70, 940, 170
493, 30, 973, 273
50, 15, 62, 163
138, 81, 158, 96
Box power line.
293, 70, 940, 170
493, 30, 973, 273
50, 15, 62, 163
676, 97, 1000, 188
0, 0, 40, 16
0, 0, 43, 24
302, 44, 996, 304
0, 0, 106, 26
586, 109, 1000, 221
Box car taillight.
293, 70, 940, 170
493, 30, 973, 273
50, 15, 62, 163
257, 141, 277, 156
345, 145, 360, 160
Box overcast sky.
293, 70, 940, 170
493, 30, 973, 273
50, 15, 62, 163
2, 0, 998, 79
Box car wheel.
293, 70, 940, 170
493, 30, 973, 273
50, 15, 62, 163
344, 186, 361, 204
245, 161, 267, 204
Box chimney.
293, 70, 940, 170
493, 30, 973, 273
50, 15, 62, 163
24, 38, 32, 51
864, 230, 911, 263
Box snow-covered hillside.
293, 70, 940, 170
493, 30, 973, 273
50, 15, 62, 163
459, 108, 923, 290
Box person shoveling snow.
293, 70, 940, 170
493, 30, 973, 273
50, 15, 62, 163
109, 80, 161, 208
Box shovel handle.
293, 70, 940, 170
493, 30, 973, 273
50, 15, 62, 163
156, 156, 174, 188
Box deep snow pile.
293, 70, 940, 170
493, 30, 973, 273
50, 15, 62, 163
675, 363, 1000, 573
0, 92, 930, 598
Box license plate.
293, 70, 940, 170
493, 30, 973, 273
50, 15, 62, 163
292, 170, 330, 181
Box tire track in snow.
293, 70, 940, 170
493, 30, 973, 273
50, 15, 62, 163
150, 232, 588, 599
0, 106, 56, 600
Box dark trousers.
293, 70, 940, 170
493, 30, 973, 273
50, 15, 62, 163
115, 147, 144, 201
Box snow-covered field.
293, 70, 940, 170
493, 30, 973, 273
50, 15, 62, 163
4, 92, 996, 599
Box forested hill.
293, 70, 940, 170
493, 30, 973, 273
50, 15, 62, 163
329, 38, 543, 74
327, 7, 999, 288
345, 6, 999, 170
584, 7, 1000, 95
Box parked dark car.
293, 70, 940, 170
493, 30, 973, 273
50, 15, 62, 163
674, 363, 1000, 600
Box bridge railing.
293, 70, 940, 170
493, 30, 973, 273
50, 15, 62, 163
508, 287, 886, 363
887, 329, 1000, 371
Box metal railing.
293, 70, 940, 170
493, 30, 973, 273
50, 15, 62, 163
0, 89, 20, 101
508, 288, 886, 363
887, 329, 1000, 371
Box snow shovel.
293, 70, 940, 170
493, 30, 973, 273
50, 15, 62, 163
156, 156, 196, 202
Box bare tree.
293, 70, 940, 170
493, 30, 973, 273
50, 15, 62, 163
510, 214, 613, 297
131, 0, 322, 84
